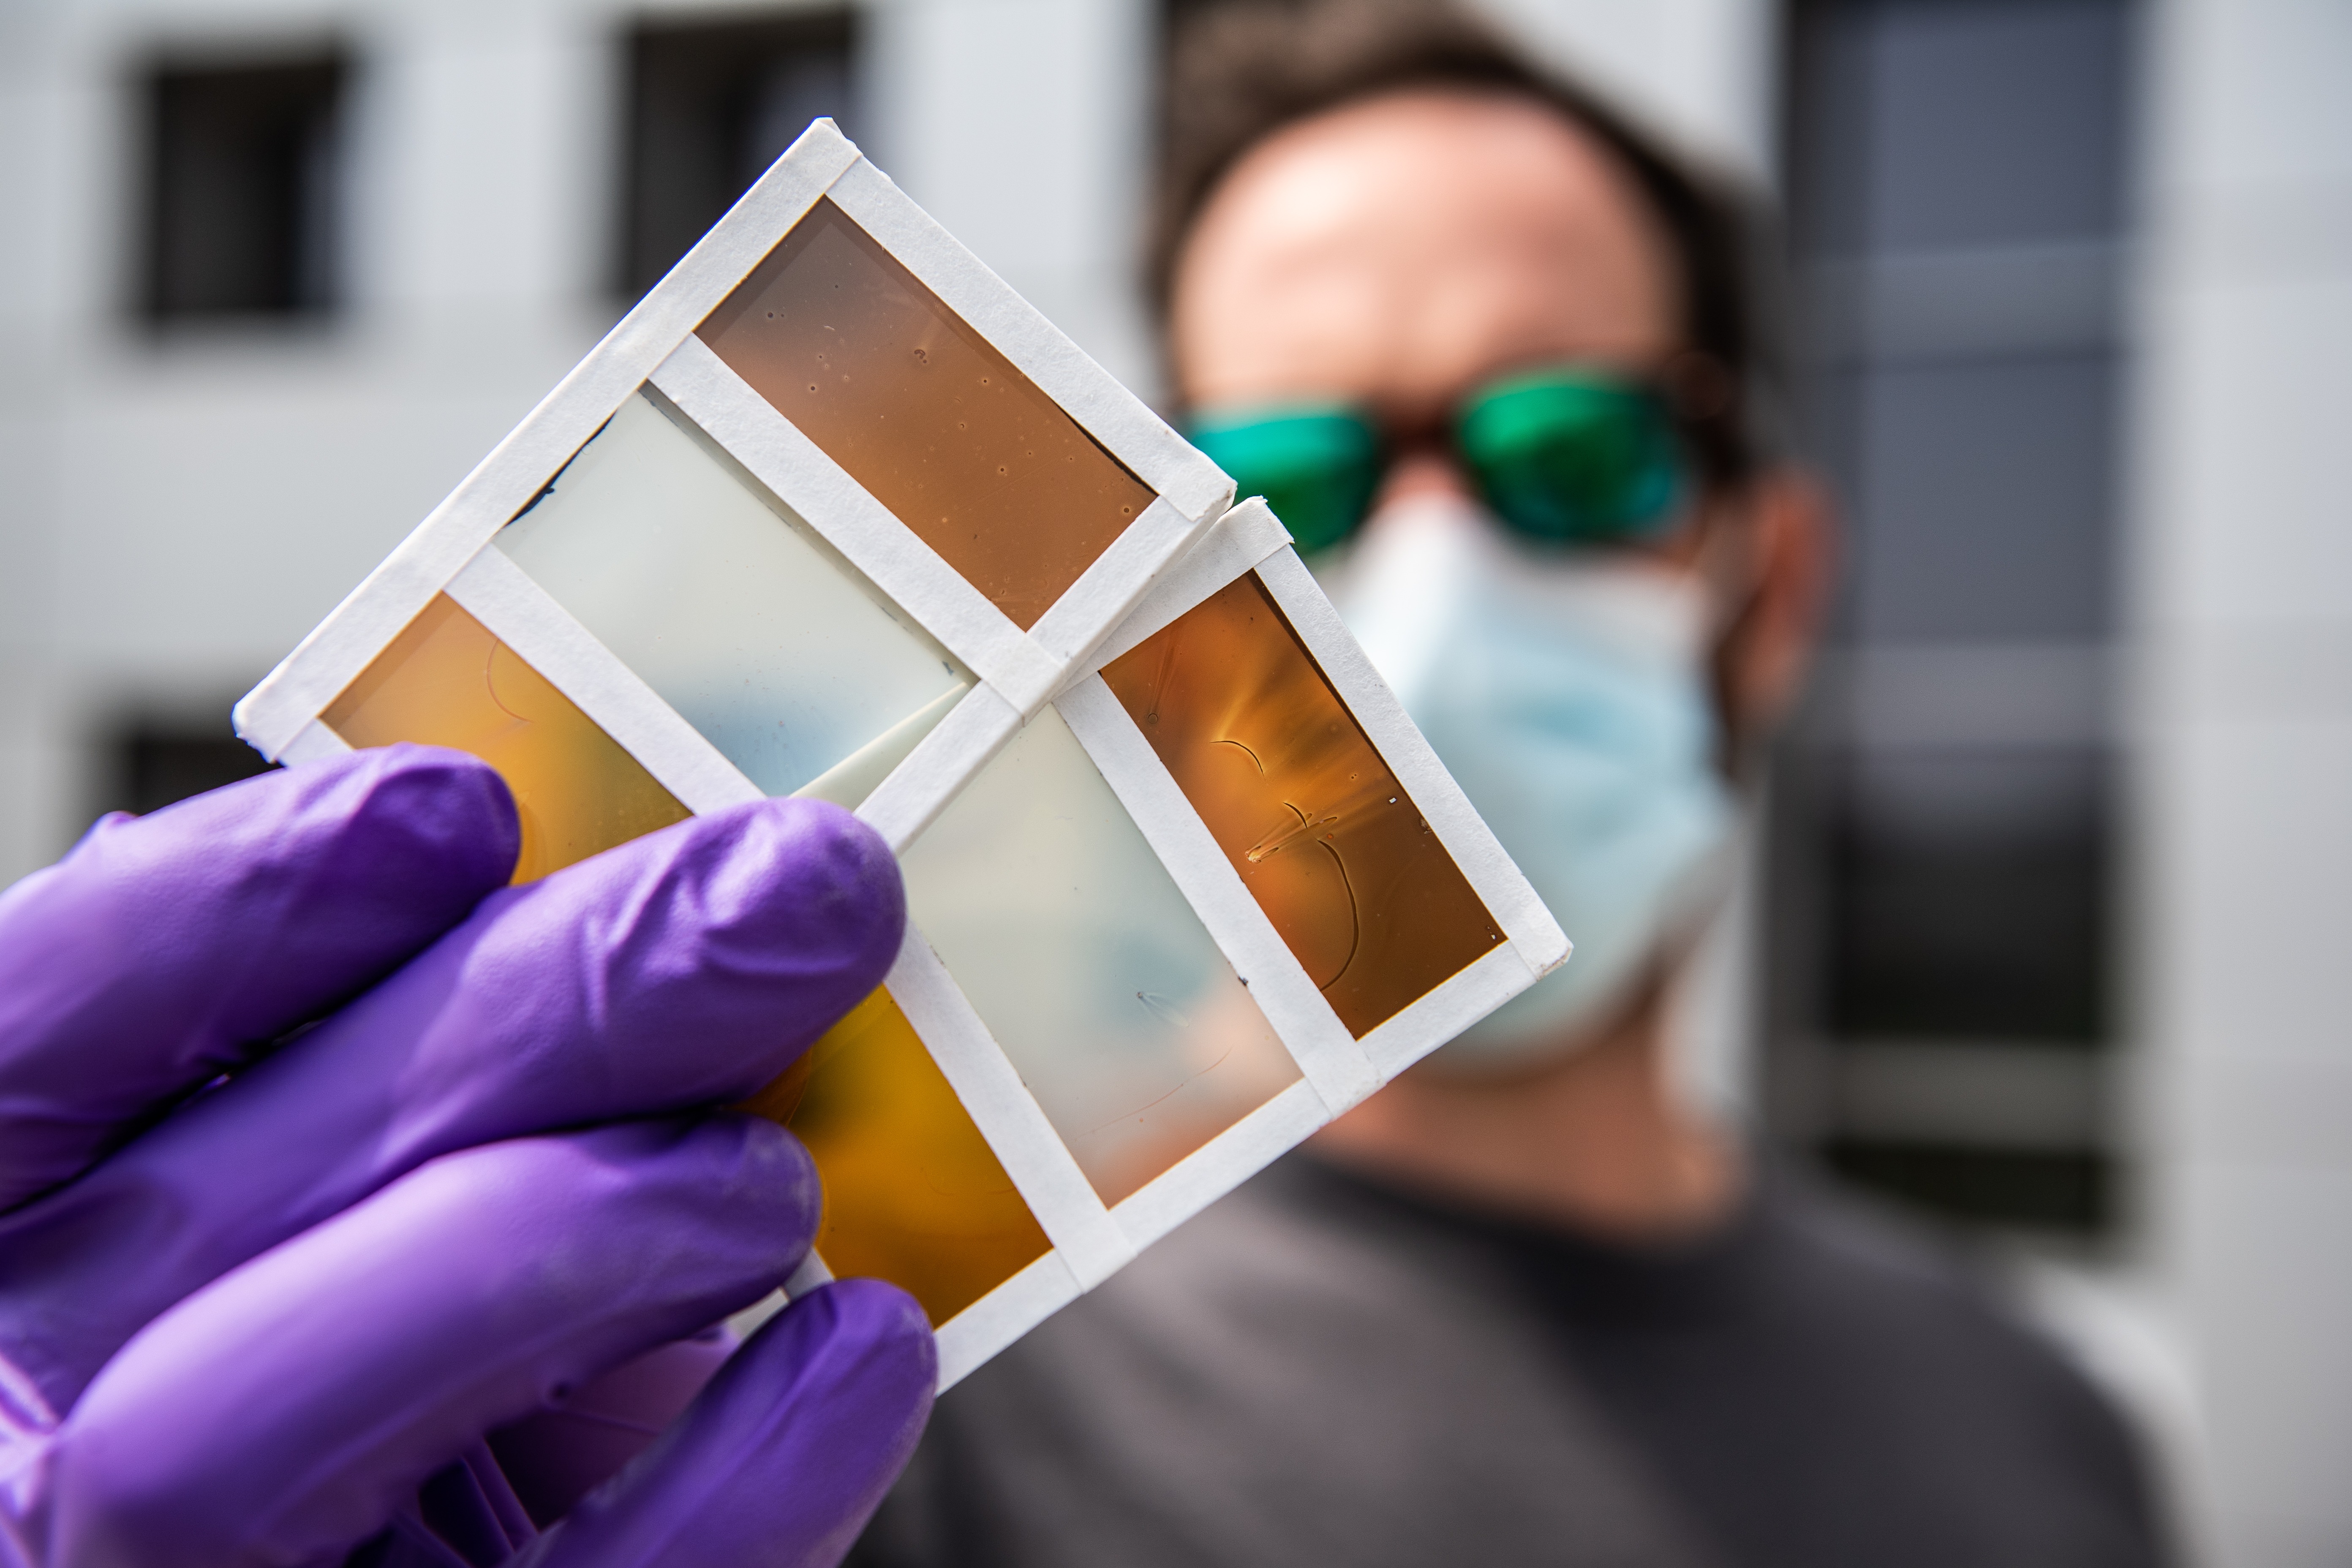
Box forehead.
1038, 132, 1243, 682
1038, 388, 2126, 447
1172, 91, 1680, 411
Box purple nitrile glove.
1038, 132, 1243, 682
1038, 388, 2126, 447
0, 744, 936, 1568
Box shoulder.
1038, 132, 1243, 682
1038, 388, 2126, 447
1748, 1175, 2086, 1372
1738, 1175, 2161, 1505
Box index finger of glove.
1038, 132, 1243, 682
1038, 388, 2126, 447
0, 796, 902, 1412
0, 745, 518, 1211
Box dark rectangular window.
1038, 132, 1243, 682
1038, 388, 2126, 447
100, 721, 275, 820
1827, 749, 2110, 1043
1771, 0, 2135, 1237
139, 50, 348, 321
618, 10, 858, 302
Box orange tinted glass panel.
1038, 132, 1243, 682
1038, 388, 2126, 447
1100, 573, 1503, 1037
697, 199, 1154, 630
740, 986, 1051, 1326
322, 594, 689, 882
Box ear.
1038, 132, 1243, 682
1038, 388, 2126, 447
1714, 466, 1836, 758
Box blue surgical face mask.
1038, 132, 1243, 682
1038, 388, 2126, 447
1315, 494, 1737, 1066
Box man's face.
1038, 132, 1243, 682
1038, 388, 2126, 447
1170, 89, 1685, 528
1169, 88, 1827, 760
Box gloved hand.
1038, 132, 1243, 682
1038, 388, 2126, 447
0, 744, 935, 1567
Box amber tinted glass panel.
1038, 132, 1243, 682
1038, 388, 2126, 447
901, 704, 1300, 1207
739, 986, 1051, 1326
323, 595, 689, 881
1100, 573, 1503, 1037
697, 199, 1154, 629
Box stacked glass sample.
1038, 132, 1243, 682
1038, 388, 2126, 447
237, 120, 1567, 1388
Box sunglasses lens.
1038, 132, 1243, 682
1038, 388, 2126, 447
1455, 375, 1685, 544
1190, 409, 1381, 555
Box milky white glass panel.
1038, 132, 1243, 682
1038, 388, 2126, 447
498, 390, 972, 801
900, 704, 1301, 1206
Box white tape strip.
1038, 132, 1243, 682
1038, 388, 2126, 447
656, 119, 861, 353
1359, 941, 1543, 1083
825, 159, 1234, 528
1054, 676, 1379, 1117
445, 546, 765, 816
648, 335, 1060, 703
856, 683, 1019, 856
236, 544, 451, 761
276, 718, 351, 766
726, 1246, 836, 1343
884, 927, 1136, 1292
723, 1288, 789, 1342
1021, 494, 1215, 711
934, 1250, 1082, 1393
1251, 549, 1571, 975
1112, 1077, 1330, 1254
983, 638, 1065, 723
1075, 496, 1293, 683
792, 681, 972, 811
235, 123, 862, 760
784, 1250, 835, 1297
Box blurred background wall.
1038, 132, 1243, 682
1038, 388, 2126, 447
0, 0, 2345, 1560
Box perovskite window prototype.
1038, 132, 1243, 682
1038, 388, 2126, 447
236, 120, 1568, 1391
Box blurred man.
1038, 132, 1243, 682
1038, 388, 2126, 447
850, 4, 2168, 1566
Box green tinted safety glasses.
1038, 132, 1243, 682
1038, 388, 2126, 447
1189, 367, 1690, 556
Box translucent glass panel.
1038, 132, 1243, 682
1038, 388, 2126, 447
698, 198, 1155, 630
498, 391, 971, 803
323, 594, 689, 882
900, 704, 1299, 1208
1101, 573, 1502, 1038
738, 987, 1051, 1326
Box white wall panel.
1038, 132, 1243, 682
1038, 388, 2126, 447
866, 0, 1154, 393
1478, 0, 1778, 176
2133, 0, 2352, 1558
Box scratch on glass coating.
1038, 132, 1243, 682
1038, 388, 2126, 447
1101, 572, 1503, 1038
1135, 990, 1193, 1030
1212, 737, 1265, 774
481, 645, 528, 725
1149, 632, 1181, 724
1316, 837, 1364, 988
1078, 1032, 1239, 1140
1244, 802, 1312, 863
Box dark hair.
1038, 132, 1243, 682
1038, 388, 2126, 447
1150, 0, 1779, 485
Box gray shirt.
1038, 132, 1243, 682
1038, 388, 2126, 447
852, 1157, 2165, 1568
